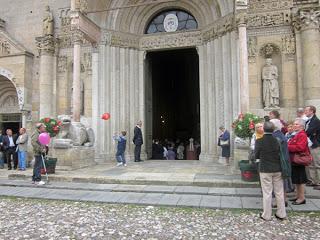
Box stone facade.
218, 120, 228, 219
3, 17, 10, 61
0, 0, 320, 165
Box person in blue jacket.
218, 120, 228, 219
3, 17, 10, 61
113, 131, 127, 167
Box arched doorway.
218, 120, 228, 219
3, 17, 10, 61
0, 75, 21, 134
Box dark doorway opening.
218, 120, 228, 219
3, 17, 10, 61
147, 48, 200, 144
0, 114, 22, 135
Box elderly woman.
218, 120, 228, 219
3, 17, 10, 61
218, 126, 230, 166
288, 118, 309, 205
255, 121, 286, 221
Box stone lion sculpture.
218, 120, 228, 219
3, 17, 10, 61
53, 115, 95, 148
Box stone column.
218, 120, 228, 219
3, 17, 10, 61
36, 36, 55, 118
297, 8, 320, 108
71, 30, 83, 122
237, 13, 249, 113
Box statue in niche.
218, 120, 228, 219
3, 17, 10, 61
262, 58, 279, 108
43, 5, 54, 36
248, 37, 257, 57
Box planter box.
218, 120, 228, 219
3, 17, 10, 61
41, 157, 57, 174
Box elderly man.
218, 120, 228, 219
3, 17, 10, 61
2, 129, 18, 170
304, 106, 320, 189
31, 123, 47, 185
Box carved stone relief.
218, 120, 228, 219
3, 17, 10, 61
0, 39, 10, 55
140, 31, 202, 50
248, 36, 257, 63
249, 0, 292, 12
83, 52, 92, 73
281, 35, 296, 55
247, 11, 291, 28
58, 56, 68, 73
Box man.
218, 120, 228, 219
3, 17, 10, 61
304, 106, 320, 189
0, 129, 4, 169
296, 107, 308, 121
31, 123, 47, 185
2, 129, 18, 170
133, 120, 143, 162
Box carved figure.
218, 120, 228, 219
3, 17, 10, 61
43, 6, 54, 36
262, 58, 279, 108
248, 37, 256, 56
53, 115, 95, 148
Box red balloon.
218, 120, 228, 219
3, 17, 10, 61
101, 113, 110, 120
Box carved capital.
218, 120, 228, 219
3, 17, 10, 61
295, 7, 320, 31
72, 30, 84, 44
35, 35, 56, 55
236, 12, 248, 27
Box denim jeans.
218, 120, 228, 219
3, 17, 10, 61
0, 152, 4, 168
18, 151, 27, 170
116, 153, 126, 164
32, 155, 42, 182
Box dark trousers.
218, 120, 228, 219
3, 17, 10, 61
32, 155, 42, 182
134, 145, 142, 161
5, 147, 18, 169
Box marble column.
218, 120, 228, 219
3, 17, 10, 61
36, 36, 56, 118
298, 8, 320, 108
72, 30, 83, 122
237, 13, 249, 113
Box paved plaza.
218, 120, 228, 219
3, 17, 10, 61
0, 197, 319, 240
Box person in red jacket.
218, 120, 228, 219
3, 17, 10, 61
288, 118, 310, 205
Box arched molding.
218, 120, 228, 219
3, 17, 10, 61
0, 67, 25, 111
103, 0, 230, 35
0, 74, 20, 113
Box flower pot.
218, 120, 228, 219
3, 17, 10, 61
238, 160, 259, 182
41, 157, 57, 174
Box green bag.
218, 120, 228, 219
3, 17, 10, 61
277, 138, 291, 179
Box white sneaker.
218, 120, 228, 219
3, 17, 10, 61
116, 163, 123, 167
123, 164, 127, 167
36, 180, 46, 185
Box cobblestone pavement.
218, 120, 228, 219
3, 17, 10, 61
0, 197, 319, 240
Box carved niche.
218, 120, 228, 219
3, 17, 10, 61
259, 43, 281, 58
248, 36, 257, 62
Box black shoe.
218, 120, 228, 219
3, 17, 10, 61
259, 213, 268, 221
8, 168, 12, 170
275, 214, 286, 221
272, 202, 288, 208
289, 198, 298, 202
292, 199, 306, 205
134, 160, 139, 162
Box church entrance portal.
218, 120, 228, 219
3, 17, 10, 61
145, 48, 200, 159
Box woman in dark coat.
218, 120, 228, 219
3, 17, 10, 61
218, 126, 230, 166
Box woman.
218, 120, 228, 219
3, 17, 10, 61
255, 121, 286, 221
218, 126, 230, 166
288, 118, 309, 205
16, 128, 28, 171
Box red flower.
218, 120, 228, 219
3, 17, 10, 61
249, 120, 255, 130
57, 121, 62, 126
44, 118, 50, 123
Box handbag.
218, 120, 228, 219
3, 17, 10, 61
220, 139, 229, 146
292, 151, 313, 166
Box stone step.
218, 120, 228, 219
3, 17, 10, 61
8, 172, 260, 188
1, 179, 320, 200
0, 183, 319, 211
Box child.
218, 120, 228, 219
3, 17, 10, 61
113, 131, 127, 167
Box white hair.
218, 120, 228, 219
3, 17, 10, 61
270, 119, 283, 131
294, 118, 306, 129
